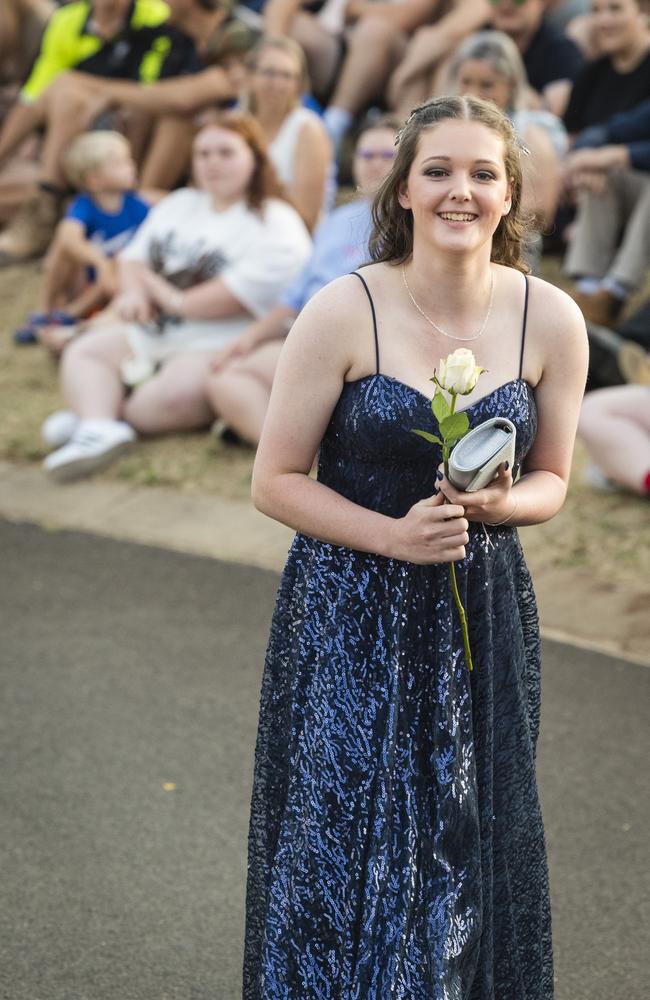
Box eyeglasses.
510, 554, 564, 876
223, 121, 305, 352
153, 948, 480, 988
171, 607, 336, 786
254, 67, 300, 82
355, 149, 396, 160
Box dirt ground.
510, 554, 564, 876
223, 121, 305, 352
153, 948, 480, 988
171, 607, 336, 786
1, 260, 648, 660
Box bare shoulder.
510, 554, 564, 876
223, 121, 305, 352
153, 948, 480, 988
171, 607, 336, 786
523, 273, 588, 387
296, 270, 373, 325
285, 270, 378, 371
296, 112, 331, 153
526, 273, 586, 344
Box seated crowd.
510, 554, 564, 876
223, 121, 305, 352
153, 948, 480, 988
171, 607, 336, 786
1, 0, 649, 496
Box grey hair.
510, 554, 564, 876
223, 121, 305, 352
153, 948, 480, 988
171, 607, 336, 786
447, 30, 529, 112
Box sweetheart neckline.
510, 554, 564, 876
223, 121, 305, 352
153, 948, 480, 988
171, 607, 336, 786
343, 374, 533, 414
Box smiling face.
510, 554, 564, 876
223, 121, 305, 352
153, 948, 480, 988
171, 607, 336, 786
397, 120, 512, 258
592, 0, 647, 57
192, 125, 256, 207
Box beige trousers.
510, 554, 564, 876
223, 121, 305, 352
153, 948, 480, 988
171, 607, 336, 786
565, 168, 650, 291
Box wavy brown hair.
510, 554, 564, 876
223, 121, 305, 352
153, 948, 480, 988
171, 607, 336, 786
369, 95, 535, 273
193, 112, 289, 212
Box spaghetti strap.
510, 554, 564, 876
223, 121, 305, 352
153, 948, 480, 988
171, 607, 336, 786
519, 275, 529, 380
351, 271, 380, 375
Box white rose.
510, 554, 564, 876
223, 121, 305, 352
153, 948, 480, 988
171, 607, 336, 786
437, 348, 485, 395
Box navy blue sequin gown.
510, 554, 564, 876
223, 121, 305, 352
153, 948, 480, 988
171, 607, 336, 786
243, 274, 553, 999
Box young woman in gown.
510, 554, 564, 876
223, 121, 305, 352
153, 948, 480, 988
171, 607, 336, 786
244, 95, 588, 999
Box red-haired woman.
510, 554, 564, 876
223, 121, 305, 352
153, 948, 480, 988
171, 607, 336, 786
41, 114, 312, 479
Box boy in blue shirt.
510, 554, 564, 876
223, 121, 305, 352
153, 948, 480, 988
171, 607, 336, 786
15, 130, 151, 348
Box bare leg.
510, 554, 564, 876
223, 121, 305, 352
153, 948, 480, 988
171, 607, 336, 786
390, 69, 436, 120
124, 351, 215, 434
120, 108, 154, 168
60, 324, 132, 419
579, 385, 650, 495
0, 163, 40, 223
206, 340, 284, 446
329, 17, 407, 115
291, 13, 342, 101
140, 115, 194, 190
40, 237, 85, 311
39, 78, 110, 187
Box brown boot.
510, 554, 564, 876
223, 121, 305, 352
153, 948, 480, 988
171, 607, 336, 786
0, 187, 62, 265
573, 288, 626, 327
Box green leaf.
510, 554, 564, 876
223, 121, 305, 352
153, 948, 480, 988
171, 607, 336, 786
440, 412, 469, 440
431, 391, 450, 423
411, 429, 443, 445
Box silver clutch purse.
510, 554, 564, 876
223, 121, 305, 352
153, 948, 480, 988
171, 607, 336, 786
448, 417, 516, 492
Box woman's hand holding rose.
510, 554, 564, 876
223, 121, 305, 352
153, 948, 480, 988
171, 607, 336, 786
387, 491, 469, 565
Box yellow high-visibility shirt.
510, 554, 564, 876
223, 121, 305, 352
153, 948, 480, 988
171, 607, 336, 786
21, 0, 172, 102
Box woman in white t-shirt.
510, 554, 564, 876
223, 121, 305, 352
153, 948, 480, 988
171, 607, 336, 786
41, 114, 312, 481
246, 36, 334, 230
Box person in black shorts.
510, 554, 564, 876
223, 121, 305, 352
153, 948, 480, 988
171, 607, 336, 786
0, 0, 203, 264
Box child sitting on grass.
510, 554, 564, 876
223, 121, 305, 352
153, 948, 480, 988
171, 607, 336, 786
14, 130, 150, 350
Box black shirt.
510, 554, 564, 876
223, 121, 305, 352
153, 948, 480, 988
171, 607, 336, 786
74, 1, 202, 82
523, 19, 585, 93
563, 50, 650, 134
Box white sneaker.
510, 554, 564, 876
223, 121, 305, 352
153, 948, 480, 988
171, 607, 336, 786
41, 410, 79, 448
43, 419, 136, 481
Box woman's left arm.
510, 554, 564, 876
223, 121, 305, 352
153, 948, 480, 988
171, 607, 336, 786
440, 280, 588, 526
292, 118, 333, 232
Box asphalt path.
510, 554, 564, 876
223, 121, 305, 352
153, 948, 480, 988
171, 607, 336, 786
1, 521, 647, 1000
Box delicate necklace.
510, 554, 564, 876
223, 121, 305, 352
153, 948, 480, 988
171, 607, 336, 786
402, 264, 495, 342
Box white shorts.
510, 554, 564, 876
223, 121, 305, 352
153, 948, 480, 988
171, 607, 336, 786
126, 317, 249, 366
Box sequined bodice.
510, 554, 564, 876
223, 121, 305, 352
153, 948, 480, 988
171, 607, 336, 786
318, 374, 537, 518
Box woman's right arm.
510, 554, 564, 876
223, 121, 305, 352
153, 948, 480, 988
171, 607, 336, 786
113, 258, 156, 324
252, 276, 468, 565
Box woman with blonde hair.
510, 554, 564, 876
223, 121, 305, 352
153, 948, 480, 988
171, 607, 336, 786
244, 95, 587, 997
245, 35, 333, 230
41, 113, 311, 479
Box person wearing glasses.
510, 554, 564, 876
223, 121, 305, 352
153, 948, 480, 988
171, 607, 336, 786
205, 115, 400, 445
244, 35, 333, 231
388, 0, 585, 118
